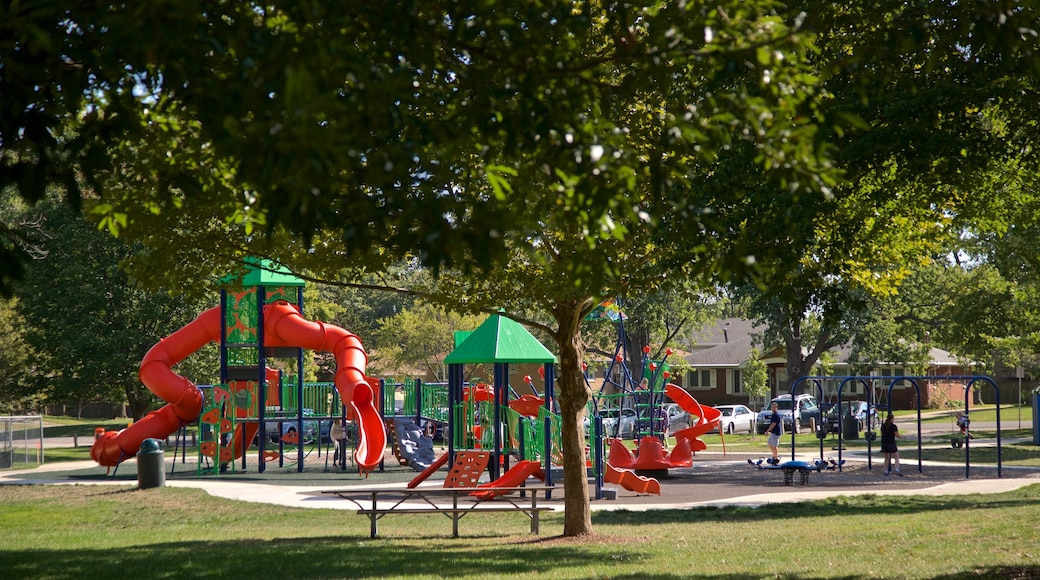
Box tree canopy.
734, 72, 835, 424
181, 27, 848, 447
3, 1, 1039, 538
6, 192, 217, 420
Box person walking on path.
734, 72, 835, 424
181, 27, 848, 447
881, 413, 903, 476
766, 402, 782, 465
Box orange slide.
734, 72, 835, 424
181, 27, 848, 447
408, 452, 450, 488
469, 460, 545, 500
607, 437, 692, 471
605, 462, 661, 495
665, 383, 722, 452
91, 301, 386, 470
230, 423, 260, 460
200, 422, 261, 463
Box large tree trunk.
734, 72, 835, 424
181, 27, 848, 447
785, 346, 806, 390
552, 300, 594, 537
626, 322, 651, 384
125, 384, 152, 422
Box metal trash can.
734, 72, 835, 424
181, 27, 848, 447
1033, 392, 1040, 446
137, 438, 166, 489
842, 416, 860, 440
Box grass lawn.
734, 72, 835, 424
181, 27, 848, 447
7, 416, 1040, 577
41, 416, 146, 437
915, 404, 1033, 425
2, 483, 1040, 579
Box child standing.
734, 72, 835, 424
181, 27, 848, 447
766, 402, 782, 465
331, 419, 346, 467
880, 413, 903, 476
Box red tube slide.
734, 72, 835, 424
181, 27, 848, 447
262, 300, 386, 470
91, 300, 384, 470
91, 307, 222, 466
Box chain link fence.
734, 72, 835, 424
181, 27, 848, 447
0, 416, 44, 469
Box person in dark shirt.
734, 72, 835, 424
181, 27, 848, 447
766, 402, 782, 465
881, 413, 903, 476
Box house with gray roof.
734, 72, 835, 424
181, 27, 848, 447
680, 318, 972, 411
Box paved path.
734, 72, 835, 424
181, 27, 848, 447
5, 453, 1039, 514
13, 411, 1038, 513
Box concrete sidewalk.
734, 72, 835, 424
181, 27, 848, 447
4, 457, 1039, 514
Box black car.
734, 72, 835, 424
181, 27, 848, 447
824, 401, 877, 434
756, 394, 821, 434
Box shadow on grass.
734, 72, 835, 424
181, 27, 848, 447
4, 540, 1034, 580
593, 483, 1040, 527
930, 566, 1040, 580
0, 535, 611, 579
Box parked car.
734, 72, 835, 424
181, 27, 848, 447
756, 394, 821, 434
584, 407, 637, 439
664, 403, 691, 433
824, 401, 877, 434
420, 418, 447, 441
712, 404, 756, 434
261, 409, 327, 443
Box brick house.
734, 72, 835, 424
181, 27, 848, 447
680, 318, 974, 411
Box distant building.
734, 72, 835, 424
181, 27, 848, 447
680, 318, 974, 411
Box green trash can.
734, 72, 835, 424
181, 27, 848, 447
137, 438, 166, 489
842, 416, 860, 440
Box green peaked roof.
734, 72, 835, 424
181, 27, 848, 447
444, 313, 557, 364
226, 257, 306, 287
453, 330, 473, 348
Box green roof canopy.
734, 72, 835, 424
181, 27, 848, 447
224, 257, 306, 287
453, 330, 473, 348
444, 313, 557, 364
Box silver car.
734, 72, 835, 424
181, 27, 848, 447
756, 394, 821, 434
664, 403, 691, 432
261, 409, 324, 443
712, 404, 756, 434
585, 407, 637, 439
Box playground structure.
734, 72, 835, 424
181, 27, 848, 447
441, 312, 561, 484
587, 300, 675, 446
381, 309, 608, 500
90, 259, 386, 473
582, 300, 724, 493
82, 274, 732, 495
787, 375, 1007, 479
87, 264, 569, 490
602, 383, 721, 489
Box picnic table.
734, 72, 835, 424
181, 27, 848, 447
320, 484, 555, 538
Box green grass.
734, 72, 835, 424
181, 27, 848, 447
916, 404, 1033, 424
40, 447, 94, 463
2, 483, 1040, 578
41, 417, 199, 438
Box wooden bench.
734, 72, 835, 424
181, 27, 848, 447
321, 485, 555, 538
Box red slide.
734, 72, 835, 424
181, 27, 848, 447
91, 301, 385, 469
249, 300, 386, 470
605, 462, 661, 495
91, 307, 221, 466
407, 452, 450, 488
665, 383, 722, 452
230, 423, 261, 460
469, 460, 545, 500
